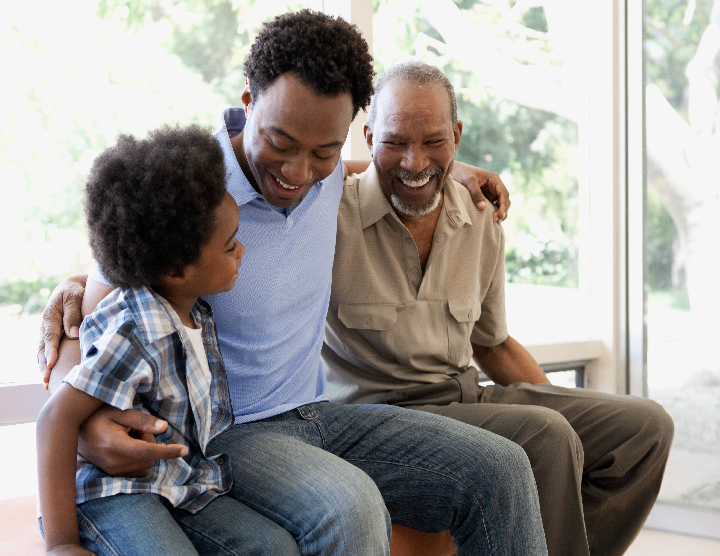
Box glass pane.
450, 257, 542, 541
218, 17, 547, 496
373, 0, 589, 344
644, 0, 720, 513
0, 0, 316, 387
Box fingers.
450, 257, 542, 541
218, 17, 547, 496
78, 406, 186, 477
61, 276, 87, 338
108, 406, 169, 435
38, 305, 63, 373
126, 440, 189, 463
37, 275, 87, 374
492, 191, 511, 223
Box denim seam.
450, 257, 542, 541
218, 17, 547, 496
176, 521, 238, 556
312, 419, 329, 449
347, 457, 493, 555
76, 509, 121, 556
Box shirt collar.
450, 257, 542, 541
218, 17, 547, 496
216, 108, 264, 208
357, 164, 472, 229
123, 286, 211, 345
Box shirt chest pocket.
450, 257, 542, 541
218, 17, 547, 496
446, 299, 481, 365
338, 303, 397, 359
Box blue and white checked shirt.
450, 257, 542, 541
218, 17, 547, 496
64, 287, 233, 513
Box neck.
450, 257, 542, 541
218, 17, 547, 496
395, 194, 444, 272
152, 284, 198, 329
231, 131, 261, 194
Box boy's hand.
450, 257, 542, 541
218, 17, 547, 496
38, 275, 88, 378
79, 406, 189, 477
46, 544, 96, 556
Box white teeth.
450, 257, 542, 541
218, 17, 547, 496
277, 177, 300, 190
400, 176, 431, 188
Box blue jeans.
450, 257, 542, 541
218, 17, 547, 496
39, 492, 300, 556
208, 401, 548, 556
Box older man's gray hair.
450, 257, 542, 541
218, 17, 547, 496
366, 60, 458, 132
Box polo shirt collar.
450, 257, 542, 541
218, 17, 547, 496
358, 163, 472, 229
216, 108, 264, 208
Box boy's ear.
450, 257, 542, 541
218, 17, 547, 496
159, 271, 186, 285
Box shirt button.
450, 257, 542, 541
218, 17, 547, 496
468, 310, 473, 319
405, 237, 412, 244
216, 456, 226, 465
410, 268, 417, 275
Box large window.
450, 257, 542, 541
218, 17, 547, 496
641, 0, 720, 536
373, 0, 591, 347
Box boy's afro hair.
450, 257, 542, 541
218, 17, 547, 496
245, 9, 375, 118
84, 124, 227, 288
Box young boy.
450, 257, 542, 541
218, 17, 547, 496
36, 125, 245, 556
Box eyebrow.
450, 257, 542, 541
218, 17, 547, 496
382, 130, 447, 140
225, 227, 239, 246
269, 126, 343, 149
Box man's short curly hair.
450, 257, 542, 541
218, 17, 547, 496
245, 9, 374, 118
85, 124, 228, 289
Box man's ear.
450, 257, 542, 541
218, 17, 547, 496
364, 123, 374, 156
454, 120, 463, 154
241, 79, 253, 116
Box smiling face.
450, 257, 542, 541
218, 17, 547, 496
237, 72, 354, 208
365, 80, 462, 218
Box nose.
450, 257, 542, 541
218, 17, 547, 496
236, 240, 245, 263
400, 145, 429, 175
281, 154, 313, 185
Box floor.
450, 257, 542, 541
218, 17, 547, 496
4, 421, 720, 555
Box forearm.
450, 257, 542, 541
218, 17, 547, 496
473, 335, 550, 386
37, 387, 102, 550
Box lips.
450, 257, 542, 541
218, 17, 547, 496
269, 173, 306, 199
390, 168, 441, 195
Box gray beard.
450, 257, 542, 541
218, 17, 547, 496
390, 191, 442, 218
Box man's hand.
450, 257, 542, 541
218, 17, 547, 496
38, 275, 88, 381
450, 161, 511, 223
78, 405, 189, 477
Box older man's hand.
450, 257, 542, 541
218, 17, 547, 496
450, 161, 510, 223
38, 275, 87, 385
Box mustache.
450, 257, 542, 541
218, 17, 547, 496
388, 168, 442, 182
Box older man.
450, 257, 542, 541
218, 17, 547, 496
323, 60, 674, 556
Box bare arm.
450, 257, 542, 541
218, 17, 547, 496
36, 385, 103, 555
343, 159, 510, 222
450, 161, 510, 223
473, 335, 550, 386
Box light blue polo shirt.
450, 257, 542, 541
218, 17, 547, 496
91, 108, 343, 423
205, 108, 342, 422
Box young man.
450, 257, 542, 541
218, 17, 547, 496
39, 10, 547, 556
323, 60, 674, 556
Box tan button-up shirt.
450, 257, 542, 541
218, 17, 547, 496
323, 164, 508, 403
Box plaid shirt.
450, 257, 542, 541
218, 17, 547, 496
64, 286, 234, 513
